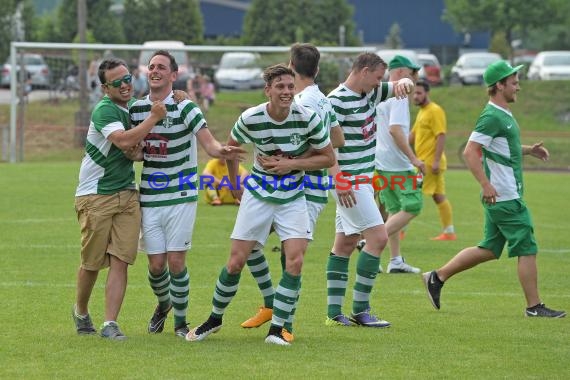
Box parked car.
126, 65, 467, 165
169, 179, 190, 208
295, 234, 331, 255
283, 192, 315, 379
449, 52, 502, 85
375, 49, 423, 80
214, 52, 264, 90
138, 41, 194, 90
1, 53, 51, 89
417, 53, 443, 85
528, 51, 570, 81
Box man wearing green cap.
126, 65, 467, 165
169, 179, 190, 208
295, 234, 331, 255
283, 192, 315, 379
423, 60, 566, 318
375, 54, 425, 274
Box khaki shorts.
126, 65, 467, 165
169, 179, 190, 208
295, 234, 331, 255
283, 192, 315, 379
75, 189, 141, 270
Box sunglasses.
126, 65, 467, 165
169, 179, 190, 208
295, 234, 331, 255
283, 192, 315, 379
105, 74, 132, 88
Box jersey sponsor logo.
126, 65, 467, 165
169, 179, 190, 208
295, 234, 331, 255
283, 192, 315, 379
144, 133, 169, 158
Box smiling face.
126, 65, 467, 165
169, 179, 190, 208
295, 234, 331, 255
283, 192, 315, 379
265, 73, 295, 114
147, 54, 177, 92
102, 64, 132, 108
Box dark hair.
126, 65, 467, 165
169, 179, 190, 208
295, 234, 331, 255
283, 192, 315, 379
290, 43, 320, 78
150, 49, 178, 72
416, 79, 430, 92
352, 52, 387, 72
263, 64, 295, 86
98, 57, 128, 85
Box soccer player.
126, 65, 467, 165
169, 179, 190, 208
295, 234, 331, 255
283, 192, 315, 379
375, 55, 425, 274
240, 43, 345, 341
325, 52, 413, 327
186, 64, 335, 345
410, 79, 456, 241
130, 50, 245, 339
423, 60, 566, 318
73, 57, 167, 340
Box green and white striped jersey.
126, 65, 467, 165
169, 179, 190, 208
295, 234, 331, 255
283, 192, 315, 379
231, 101, 330, 204
469, 102, 523, 203
130, 94, 206, 207
328, 82, 393, 183
76, 96, 137, 196
295, 84, 339, 204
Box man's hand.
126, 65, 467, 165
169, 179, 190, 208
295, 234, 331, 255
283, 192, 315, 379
150, 101, 167, 121
529, 141, 549, 161
218, 145, 247, 161
172, 90, 190, 103
412, 158, 426, 175
393, 78, 414, 99
481, 182, 499, 205
431, 160, 440, 174
123, 143, 143, 161
257, 155, 294, 176
335, 187, 356, 208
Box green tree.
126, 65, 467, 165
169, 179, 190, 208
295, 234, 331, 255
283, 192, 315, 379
443, 0, 566, 58
0, 0, 37, 62
384, 23, 403, 48
243, 0, 358, 46
122, 0, 203, 45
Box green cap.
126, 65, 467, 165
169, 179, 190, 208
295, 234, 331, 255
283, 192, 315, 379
388, 55, 421, 70
483, 60, 524, 87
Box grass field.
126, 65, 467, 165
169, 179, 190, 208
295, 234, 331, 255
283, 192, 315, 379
0, 162, 568, 379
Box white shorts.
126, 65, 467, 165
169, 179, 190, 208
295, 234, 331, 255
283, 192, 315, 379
140, 202, 197, 255
307, 201, 326, 232
332, 183, 384, 235
231, 189, 311, 248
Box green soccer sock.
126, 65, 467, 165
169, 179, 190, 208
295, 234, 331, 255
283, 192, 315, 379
271, 271, 301, 328
353, 250, 379, 314
326, 254, 349, 318
246, 249, 274, 308
170, 267, 189, 328
148, 267, 171, 311
211, 266, 241, 319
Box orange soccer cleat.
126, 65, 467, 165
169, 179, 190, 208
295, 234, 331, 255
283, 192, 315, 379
430, 233, 457, 241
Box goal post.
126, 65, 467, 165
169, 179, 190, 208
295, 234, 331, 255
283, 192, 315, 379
5, 41, 367, 163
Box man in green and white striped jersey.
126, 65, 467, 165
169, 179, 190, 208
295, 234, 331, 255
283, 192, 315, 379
187, 64, 336, 345
240, 43, 345, 341
326, 52, 414, 328
130, 50, 245, 339
73, 57, 167, 340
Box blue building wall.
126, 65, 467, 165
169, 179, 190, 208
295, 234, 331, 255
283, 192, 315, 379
199, 0, 489, 50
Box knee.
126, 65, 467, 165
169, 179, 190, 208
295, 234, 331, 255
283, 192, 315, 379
227, 254, 246, 274
285, 253, 304, 275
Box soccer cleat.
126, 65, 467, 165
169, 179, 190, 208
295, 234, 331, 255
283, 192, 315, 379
349, 309, 391, 328
174, 323, 190, 339
100, 322, 127, 340
423, 271, 443, 310
185, 316, 222, 342
387, 258, 420, 273
72, 305, 97, 335
356, 239, 366, 252
148, 304, 172, 333
399, 230, 406, 240
525, 303, 566, 318
325, 314, 353, 327
265, 326, 290, 346
281, 328, 294, 343
378, 264, 384, 274
430, 233, 457, 241
240, 306, 272, 328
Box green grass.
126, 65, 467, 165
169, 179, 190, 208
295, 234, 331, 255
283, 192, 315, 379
0, 163, 568, 379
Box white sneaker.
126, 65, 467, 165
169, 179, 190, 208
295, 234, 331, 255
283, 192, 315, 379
387, 259, 420, 274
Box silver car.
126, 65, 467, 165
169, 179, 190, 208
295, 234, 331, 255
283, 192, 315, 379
450, 52, 502, 85
214, 52, 264, 90
528, 51, 570, 80
1, 53, 51, 89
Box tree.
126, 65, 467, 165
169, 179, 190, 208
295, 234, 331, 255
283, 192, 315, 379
123, 0, 203, 45
243, 0, 359, 46
443, 0, 566, 58
0, 0, 37, 62
384, 23, 403, 49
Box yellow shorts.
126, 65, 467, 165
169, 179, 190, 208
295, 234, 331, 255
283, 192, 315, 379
75, 190, 141, 270
422, 171, 446, 196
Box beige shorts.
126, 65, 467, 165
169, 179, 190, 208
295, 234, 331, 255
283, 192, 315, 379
75, 189, 141, 270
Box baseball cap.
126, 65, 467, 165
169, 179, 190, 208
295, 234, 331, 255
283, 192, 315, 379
388, 55, 421, 70
483, 60, 524, 87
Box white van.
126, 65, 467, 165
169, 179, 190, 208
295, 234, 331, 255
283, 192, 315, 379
138, 41, 194, 90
